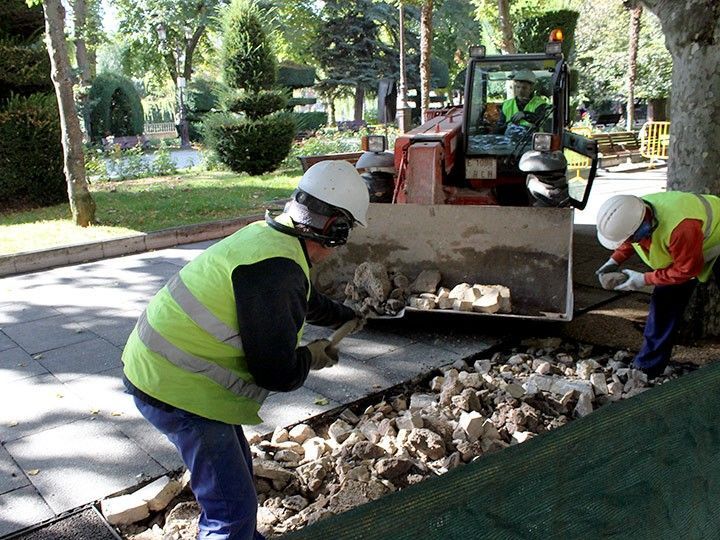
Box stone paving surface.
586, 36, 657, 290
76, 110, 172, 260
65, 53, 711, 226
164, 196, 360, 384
0, 168, 665, 537
0, 242, 504, 537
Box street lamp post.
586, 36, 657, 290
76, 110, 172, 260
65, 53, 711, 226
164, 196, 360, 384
396, 3, 412, 133
156, 22, 191, 149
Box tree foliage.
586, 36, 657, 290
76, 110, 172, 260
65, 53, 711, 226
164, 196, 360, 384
112, 0, 224, 86
221, 0, 277, 91
515, 9, 579, 58
312, 0, 396, 93
432, 0, 483, 85
574, 1, 671, 105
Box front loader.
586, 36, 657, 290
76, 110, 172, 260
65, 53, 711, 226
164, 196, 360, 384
312, 31, 599, 321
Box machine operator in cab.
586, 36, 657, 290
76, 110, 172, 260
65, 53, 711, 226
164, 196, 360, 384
496, 69, 550, 132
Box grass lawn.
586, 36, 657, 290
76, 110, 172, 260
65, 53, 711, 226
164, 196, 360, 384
0, 169, 301, 255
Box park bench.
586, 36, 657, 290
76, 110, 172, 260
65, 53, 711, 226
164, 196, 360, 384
591, 131, 642, 168
101, 135, 149, 151
336, 120, 367, 132
297, 151, 364, 173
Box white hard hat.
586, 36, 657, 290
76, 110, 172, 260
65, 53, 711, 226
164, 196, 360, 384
596, 194, 647, 249
298, 160, 370, 226
511, 70, 537, 84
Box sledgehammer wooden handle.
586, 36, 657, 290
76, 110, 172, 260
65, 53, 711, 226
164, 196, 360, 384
328, 319, 359, 347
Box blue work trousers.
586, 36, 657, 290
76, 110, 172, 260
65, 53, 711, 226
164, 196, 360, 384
634, 262, 720, 376
133, 397, 265, 540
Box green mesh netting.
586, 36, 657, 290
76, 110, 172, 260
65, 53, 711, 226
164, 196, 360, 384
282, 361, 720, 540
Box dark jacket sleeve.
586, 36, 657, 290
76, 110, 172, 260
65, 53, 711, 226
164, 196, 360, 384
232, 257, 313, 392
306, 286, 356, 328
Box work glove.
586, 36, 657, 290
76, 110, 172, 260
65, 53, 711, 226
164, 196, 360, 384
595, 257, 620, 276
510, 111, 526, 123
306, 339, 339, 371
614, 269, 647, 292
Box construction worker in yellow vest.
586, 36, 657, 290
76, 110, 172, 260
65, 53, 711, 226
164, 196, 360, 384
498, 69, 550, 130
595, 192, 720, 378
122, 160, 370, 540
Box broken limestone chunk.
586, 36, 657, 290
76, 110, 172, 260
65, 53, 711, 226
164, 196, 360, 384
133, 476, 182, 512
448, 283, 472, 300
354, 262, 392, 301
452, 298, 473, 312
101, 494, 150, 525
599, 271, 628, 290
409, 296, 436, 310
472, 290, 500, 314
437, 295, 454, 310
410, 269, 442, 293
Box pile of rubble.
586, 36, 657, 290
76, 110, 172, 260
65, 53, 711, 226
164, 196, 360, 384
344, 262, 512, 316
118, 338, 689, 540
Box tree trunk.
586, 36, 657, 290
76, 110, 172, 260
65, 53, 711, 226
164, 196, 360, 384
42, 0, 96, 227
640, 0, 720, 338
497, 0, 517, 54
647, 97, 667, 121
328, 99, 336, 127
72, 0, 92, 141
354, 85, 365, 122
626, 5, 642, 130
419, 0, 433, 123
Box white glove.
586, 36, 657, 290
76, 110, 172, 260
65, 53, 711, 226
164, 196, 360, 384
306, 339, 339, 370
614, 269, 647, 292
596, 257, 620, 276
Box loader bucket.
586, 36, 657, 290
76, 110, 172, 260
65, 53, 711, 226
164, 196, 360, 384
314, 203, 575, 321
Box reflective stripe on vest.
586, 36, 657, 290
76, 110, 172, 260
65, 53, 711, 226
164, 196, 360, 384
696, 194, 714, 240
135, 310, 269, 403
166, 274, 243, 349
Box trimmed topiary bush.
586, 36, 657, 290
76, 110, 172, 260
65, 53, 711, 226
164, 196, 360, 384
203, 112, 296, 175
0, 94, 65, 209
88, 72, 144, 140
221, 0, 276, 92
226, 90, 288, 119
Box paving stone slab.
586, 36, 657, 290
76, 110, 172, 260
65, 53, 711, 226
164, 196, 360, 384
302, 354, 397, 404
113, 414, 184, 472
0, 443, 29, 495
0, 302, 62, 325
2, 315, 96, 355
35, 338, 122, 382
252, 386, 341, 437
0, 485, 54, 537
61, 367, 137, 418
0, 347, 49, 384
71, 314, 138, 348
360, 341, 463, 381
0, 373, 91, 443
6, 419, 166, 514
327, 329, 416, 361
0, 331, 16, 352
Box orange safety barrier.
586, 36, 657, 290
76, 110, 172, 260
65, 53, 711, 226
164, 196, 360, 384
640, 121, 670, 164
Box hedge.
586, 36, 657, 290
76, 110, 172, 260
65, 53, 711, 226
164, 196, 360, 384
0, 0, 44, 41
88, 72, 144, 140
204, 112, 296, 175
277, 63, 316, 89
0, 40, 52, 101
0, 94, 65, 209
291, 111, 326, 132
516, 9, 579, 59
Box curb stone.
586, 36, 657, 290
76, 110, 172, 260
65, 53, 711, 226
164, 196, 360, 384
0, 213, 265, 278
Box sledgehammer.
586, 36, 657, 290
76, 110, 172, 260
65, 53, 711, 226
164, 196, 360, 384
328, 318, 364, 347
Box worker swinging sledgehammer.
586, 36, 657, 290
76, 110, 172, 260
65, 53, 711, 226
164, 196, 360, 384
595, 192, 720, 378
121, 160, 369, 540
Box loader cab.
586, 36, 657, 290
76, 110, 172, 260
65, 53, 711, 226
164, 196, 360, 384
459, 45, 597, 209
